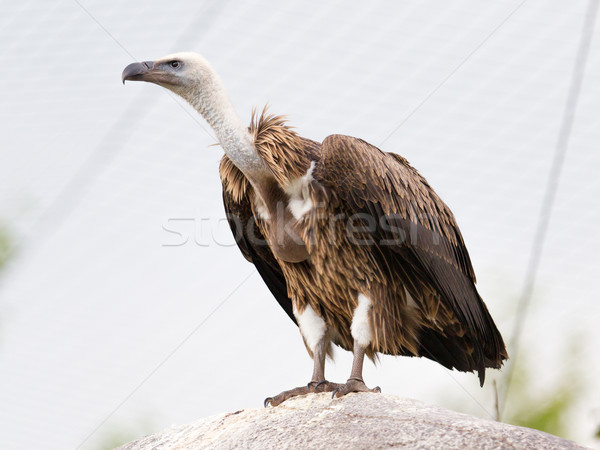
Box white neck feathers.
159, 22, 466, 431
181, 66, 268, 181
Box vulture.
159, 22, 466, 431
122, 52, 507, 407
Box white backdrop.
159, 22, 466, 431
0, 0, 599, 448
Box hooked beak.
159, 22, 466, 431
121, 61, 155, 84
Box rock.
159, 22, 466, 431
118, 393, 588, 449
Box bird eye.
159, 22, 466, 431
169, 61, 181, 69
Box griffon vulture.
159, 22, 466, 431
122, 53, 507, 407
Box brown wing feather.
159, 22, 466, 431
317, 134, 507, 384
319, 135, 475, 280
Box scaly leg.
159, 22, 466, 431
264, 335, 341, 407
333, 339, 381, 398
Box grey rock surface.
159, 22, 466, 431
118, 393, 587, 449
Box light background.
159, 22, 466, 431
0, 0, 599, 448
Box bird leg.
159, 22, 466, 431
264, 337, 340, 407
333, 339, 381, 398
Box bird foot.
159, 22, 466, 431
264, 380, 342, 407
311, 380, 343, 393
332, 377, 381, 398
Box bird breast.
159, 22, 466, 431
261, 204, 310, 263
253, 166, 316, 264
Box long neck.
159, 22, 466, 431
184, 73, 269, 182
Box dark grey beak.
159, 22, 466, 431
121, 61, 155, 84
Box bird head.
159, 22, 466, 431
121, 52, 218, 102
121, 52, 252, 160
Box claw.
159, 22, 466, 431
315, 380, 328, 390
265, 380, 344, 406
331, 379, 381, 398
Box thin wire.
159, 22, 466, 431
0, 0, 226, 282
499, 0, 599, 419
422, 351, 497, 420
76, 269, 256, 449
163, 89, 217, 138
443, 370, 497, 420
73, 0, 220, 136
73, 0, 136, 60
378, 0, 529, 147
